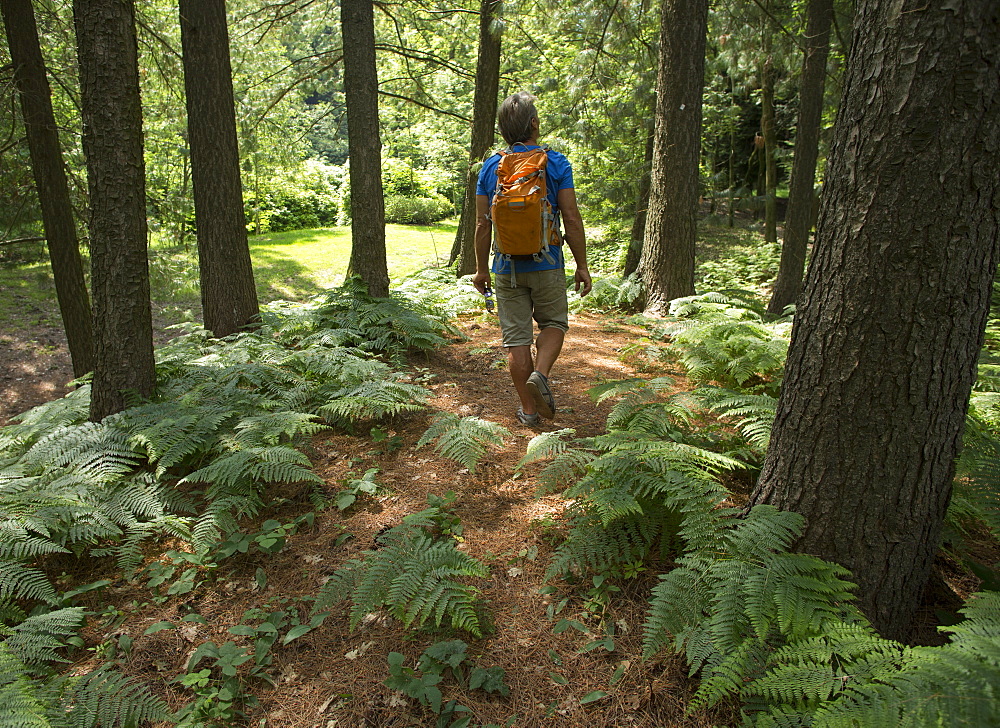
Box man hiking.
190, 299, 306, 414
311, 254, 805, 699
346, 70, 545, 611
472, 92, 592, 427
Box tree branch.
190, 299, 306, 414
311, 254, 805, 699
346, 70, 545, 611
377, 91, 470, 122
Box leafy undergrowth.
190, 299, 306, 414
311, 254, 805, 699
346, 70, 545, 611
9, 309, 730, 727
3, 279, 997, 728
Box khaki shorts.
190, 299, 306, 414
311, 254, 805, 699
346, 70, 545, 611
495, 268, 569, 347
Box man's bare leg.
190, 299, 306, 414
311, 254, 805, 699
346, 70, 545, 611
507, 345, 536, 414
533, 326, 565, 378
508, 327, 565, 415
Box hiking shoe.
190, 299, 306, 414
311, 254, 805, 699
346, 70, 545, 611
526, 371, 555, 419
516, 408, 541, 427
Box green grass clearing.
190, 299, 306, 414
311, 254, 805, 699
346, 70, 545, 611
142, 219, 459, 309
248, 221, 457, 302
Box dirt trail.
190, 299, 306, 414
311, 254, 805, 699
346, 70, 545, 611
4, 305, 725, 726
199, 311, 719, 728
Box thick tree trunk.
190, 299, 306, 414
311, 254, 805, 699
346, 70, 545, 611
748, 0, 1000, 641
179, 0, 260, 338
623, 126, 654, 278
341, 0, 388, 297
74, 0, 155, 421
639, 0, 707, 313
2, 0, 94, 377
454, 0, 502, 276
767, 0, 834, 317
760, 57, 778, 243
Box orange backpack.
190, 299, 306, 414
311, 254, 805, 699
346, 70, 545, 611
489, 146, 560, 262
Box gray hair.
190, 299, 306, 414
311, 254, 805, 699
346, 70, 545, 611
497, 92, 538, 145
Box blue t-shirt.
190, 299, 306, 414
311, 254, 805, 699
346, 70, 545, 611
476, 144, 575, 275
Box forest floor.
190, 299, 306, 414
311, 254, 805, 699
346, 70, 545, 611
0, 290, 992, 727
0, 297, 733, 727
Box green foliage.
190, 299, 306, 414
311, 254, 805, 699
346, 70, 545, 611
384, 639, 509, 722
384, 195, 454, 225
662, 292, 791, 395
392, 269, 484, 318
697, 239, 782, 295
246, 158, 345, 234
638, 499, 1000, 727
335, 468, 387, 511
0, 289, 444, 725
0, 609, 169, 728
950, 392, 1000, 541
808, 592, 1000, 727
417, 413, 510, 473
525, 378, 743, 580
296, 277, 460, 362
570, 274, 644, 313
693, 386, 778, 458
314, 500, 489, 637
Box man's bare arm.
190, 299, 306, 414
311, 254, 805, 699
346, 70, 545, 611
471, 194, 492, 293
557, 187, 592, 296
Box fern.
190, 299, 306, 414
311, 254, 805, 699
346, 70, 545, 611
306, 276, 458, 361
950, 393, 1000, 540
661, 292, 791, 396
695, 387, 778, 455
314, 521, 489, 636
808, 592, 1000, 728
392, 268, 484, 318
53, 664, 171, 727
417, 413, 510, 473
519, 429, 596, 493
640, 501, 1000, 728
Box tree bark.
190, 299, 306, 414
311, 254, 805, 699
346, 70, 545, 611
639, 0, 708, 313
341, 0, 388, 297
748, 0, 1000, 641
623, 126, 654, 278
2, 0, 94, 377
767, 0, 834, 317
73, 0, 154, 421
454, 0, 502, 276
179, 0, 260, 338
760, 56, 778, 243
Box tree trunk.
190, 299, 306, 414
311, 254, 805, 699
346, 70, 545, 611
623, 126, 654, 278
454, 0, 502, 276
179, 0, 260, 338
74, 0, 155, 421
2, 0, 94, 377
639, 0, 708, 313
748, 0, 1000, 641
341, 0, 388, 297
767, 0, 834, 317
760, 56, 778, 243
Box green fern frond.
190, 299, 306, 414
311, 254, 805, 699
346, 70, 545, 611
519, 429, 578, 465
119, 402, 232, 475
534, 448, 598, 493
0, 645, 49, 728
0, 386, 92, 458
182, 445, 322, 491
20, 424, 140, 484
233, 411, 326, 446
318, 380, 427, 425
3, 608, 85, 666
417, 413, 510, 473
547, 509, 671, 578
589, 377, 676, 406
696, 387, 778, 453
0, 563, 59, 606
314, 524, 488, 636
55, 664, 170, 727
0, 534, 69, 562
